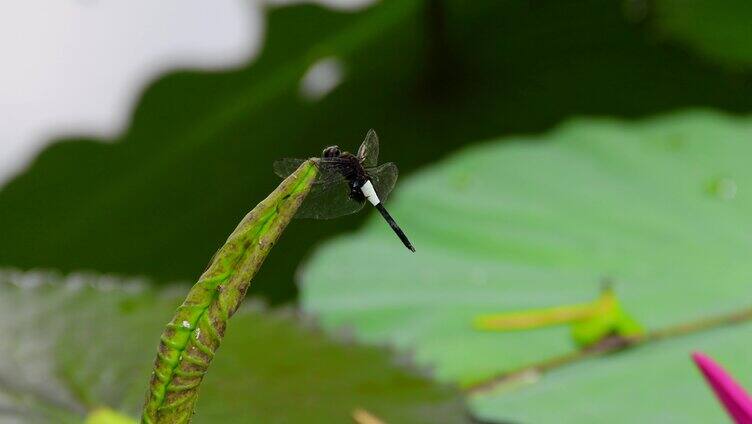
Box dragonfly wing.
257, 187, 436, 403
357, 129, 380, 168
368, 162, 398, 203
274, 157, 345, 184
296, 179, 365, 219
273, 158, 307, 179
273, 157, 365, 219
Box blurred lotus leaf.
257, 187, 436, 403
301, 111, 752, 422
2, 1, 752, 304
469, 323, 752, 423
0, 270, 465, 423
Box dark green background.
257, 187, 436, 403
1, 0, 750, 303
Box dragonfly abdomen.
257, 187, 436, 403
360, 180, 381, 206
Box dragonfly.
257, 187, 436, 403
273, 129, 415, 252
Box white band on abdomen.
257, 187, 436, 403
360, 180, 381, 206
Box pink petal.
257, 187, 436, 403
692, 351, 752, 424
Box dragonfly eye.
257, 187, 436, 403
322, 146, 341, 158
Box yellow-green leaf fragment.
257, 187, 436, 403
569, 287, 644, 348
474, 286, 643, 348
85, 408, 138, 424
474, 301, 596, 331
141, 160, 317, 423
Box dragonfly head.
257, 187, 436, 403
322, 145, 342, 158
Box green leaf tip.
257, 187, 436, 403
474, 284, 644, 348
141, 159, 317, 423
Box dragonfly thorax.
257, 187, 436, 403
339, 153, 369, 183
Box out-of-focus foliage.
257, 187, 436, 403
654, 0, 752, 69
0, 271, 466, 423
468, 323, 752, 423
3, 1, 752, 303
301, 111, 752, 421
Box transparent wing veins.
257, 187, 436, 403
368, 162, 398, 203
274, 158, 365, 219
357, 129, 380, 168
